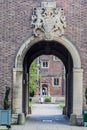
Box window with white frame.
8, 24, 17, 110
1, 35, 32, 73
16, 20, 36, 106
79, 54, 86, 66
54, 78, 59, 86
41, 60, 49, 68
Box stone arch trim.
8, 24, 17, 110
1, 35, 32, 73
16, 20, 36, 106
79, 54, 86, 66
13, 35, 83, 115
15, 36, 81, 69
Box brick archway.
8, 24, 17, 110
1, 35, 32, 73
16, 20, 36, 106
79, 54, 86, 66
13, 36, 83, 117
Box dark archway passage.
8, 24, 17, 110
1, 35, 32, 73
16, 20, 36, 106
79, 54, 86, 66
13, 36, 83, 118
23, 40, 73, 117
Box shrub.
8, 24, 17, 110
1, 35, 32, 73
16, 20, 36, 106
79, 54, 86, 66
85, 87, 87, 104
59, 103, 65, 108
45, 97, 51, 102
4, 86, 10, 110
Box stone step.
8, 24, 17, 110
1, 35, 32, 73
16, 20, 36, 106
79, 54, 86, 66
12, 114, 18, 124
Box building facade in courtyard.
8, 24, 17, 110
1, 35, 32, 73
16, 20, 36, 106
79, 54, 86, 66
0, 1, 87, 118
37, 55, 65, 96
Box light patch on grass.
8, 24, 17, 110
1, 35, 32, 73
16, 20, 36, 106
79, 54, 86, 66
29, 101, 33, 107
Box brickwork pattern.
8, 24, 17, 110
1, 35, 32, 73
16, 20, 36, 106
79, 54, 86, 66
0, 0, 87, 108
39, 55, 63, 95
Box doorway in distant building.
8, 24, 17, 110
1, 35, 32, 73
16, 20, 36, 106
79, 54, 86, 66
41, 84, 48, 96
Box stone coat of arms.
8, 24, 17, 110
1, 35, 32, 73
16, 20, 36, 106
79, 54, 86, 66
31, 4, 66, 39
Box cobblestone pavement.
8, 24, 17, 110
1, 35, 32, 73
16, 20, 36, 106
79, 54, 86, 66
0, 104, 87, 130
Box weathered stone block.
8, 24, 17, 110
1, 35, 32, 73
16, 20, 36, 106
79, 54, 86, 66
70, 114, 77, 126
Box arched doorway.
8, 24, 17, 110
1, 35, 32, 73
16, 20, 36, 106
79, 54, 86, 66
42, 84, 48, 96
13, 35, 83, 117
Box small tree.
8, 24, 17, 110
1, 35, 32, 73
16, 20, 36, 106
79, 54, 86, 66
85, 88, 87, 104
29, 60, 40, 97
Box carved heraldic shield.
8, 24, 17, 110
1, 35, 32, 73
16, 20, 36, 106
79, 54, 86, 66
31, 3, 66, 39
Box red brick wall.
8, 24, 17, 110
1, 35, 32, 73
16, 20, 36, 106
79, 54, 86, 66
0, 0, 87, 108
40, 77, 62, 96
39, 55, 63, 96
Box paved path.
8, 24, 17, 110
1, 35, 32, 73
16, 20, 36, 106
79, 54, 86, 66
28, 104, 69, 125
0, 103, 87, 130
32, 104, 62, 115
